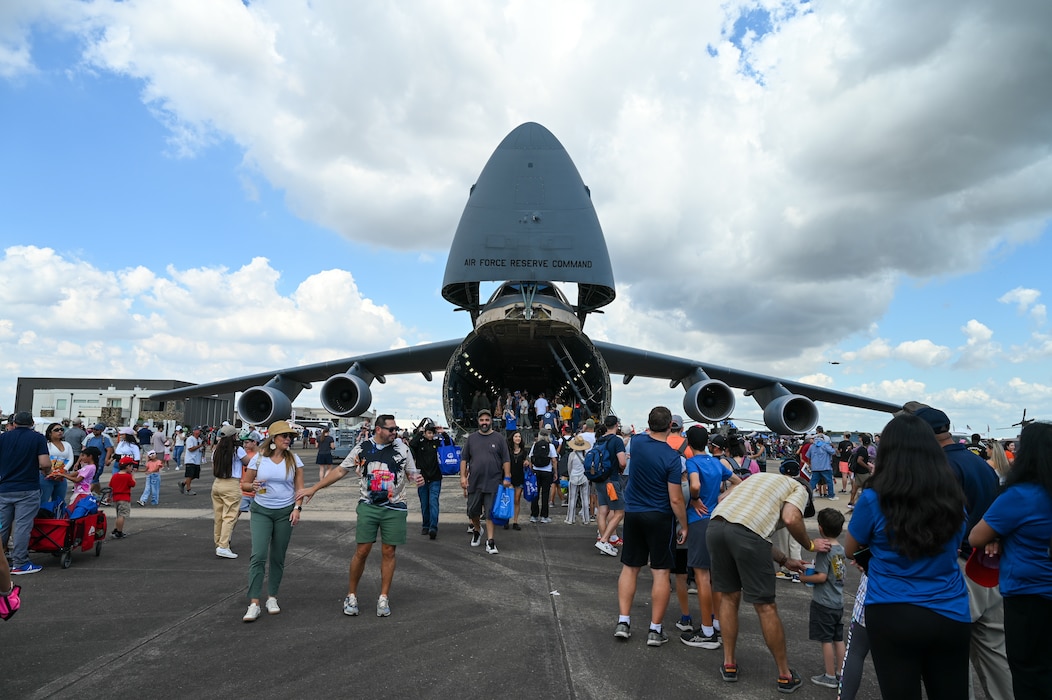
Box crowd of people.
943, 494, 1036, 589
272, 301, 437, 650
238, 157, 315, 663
3, 401, 1050, 700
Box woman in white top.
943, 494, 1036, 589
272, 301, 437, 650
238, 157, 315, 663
172, 428, 186, 468
211, 425, 251, 560
42, 422, 73, 506
240, 420, 304, 622
113, 429, 141, 473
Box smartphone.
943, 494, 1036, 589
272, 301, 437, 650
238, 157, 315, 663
851, 547, 872, 574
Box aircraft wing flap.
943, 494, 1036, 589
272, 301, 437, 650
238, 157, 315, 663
149, 339, 462, 400
593, 341, 901, 414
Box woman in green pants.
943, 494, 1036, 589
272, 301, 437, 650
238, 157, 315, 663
240, 420, 304, 622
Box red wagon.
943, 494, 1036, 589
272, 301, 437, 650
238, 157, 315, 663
29, 512, 107, 569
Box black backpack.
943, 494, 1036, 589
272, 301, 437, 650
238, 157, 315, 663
530, 439, 551, 468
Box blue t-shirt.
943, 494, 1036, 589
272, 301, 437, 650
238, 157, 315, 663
982, 482, 1052, 599
623, 434, 681, 513
944, 443, 998, 553
848, 488, 970, 623
0, 427, 49, 492
685, 454, 733, 524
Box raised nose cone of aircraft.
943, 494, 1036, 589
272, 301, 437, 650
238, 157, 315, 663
442, 122, 615, 323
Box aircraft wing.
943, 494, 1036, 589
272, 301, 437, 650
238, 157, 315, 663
148, 339, 463, 400
593, 340, 901, 415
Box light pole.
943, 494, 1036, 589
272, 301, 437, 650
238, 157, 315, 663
69, 392, 74, 420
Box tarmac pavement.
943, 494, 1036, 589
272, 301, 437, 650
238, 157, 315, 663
1, 457, 961, 699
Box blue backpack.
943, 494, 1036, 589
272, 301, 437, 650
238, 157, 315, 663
583, 436, 616, 483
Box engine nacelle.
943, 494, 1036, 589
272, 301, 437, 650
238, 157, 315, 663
320, 373, 373, 417
763, 394, 819, 435
682, 379, 735, 423
237, 386, 293, 426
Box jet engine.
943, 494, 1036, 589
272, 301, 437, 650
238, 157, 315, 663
320, 372, 373, 417
761, 393, 819, 434
237, 386, 293, 426
682, 375, 736, 423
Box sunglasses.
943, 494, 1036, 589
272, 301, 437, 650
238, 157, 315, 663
380, 425, 400, 432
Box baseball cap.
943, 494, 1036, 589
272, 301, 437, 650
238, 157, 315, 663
670, 414, 684, 429
915, 406, 951, 434
217, 425, 238, 439
477, 408, 492, 418
119, 456, 136, 465
708, 434, 728, 448
965, 548, 1000, 588
147, 450, 157, 457
93, 423, 106, 431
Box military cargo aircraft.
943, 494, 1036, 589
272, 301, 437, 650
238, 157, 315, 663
150, 123, 901, 434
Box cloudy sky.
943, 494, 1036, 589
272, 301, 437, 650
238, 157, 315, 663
2, 0, 1050, 434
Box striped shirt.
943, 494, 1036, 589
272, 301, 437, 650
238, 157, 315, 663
711, 472, 809, 540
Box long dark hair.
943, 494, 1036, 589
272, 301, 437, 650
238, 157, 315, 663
212, 435, 236, 479
866, 414, 966, 559
1005, 422, 1052, 496
506, 431, 523, 454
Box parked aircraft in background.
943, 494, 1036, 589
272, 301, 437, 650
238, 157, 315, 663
151, 123, 901, 434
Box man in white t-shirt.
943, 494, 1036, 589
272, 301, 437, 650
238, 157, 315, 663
182, 426, 205, 496
533, 393, 548, 427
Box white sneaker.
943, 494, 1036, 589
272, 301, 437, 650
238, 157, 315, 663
215, 547, 238, 559
243, 603, 261, 622
343, 594, 359, 616
595, 540, 618, 556
376, 595, 391, 617
486, 539, 499, 554
265, 597, 280, 615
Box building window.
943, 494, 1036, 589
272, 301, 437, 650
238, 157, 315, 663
107, 398, 122, 408
56, 399, 68, 411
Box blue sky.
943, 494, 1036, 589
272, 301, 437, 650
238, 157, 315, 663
2, 1, 1050, 434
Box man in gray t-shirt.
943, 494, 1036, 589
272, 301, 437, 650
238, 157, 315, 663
460, 409, 511, 554
64, 419, 87, 457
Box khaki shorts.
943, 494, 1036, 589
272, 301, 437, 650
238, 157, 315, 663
114, 500, 131, 519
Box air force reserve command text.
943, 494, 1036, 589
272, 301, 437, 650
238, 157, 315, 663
464, 258, 593, 269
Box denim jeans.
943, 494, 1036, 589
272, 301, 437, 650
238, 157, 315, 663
810, 469, 834, 494
173, 446, 184, 466
0, 490, 42, 567
141, 472, 161, 505
417, 480, 442, 532
39, 473, 68, 507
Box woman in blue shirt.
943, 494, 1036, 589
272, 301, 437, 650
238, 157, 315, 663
844, 414, 969, 700
969, 421, 1052, 699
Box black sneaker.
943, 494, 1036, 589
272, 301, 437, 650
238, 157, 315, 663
680, 628, 722, 649
721, 663, 739, 682
613, 622, 631, 639
470, 530, 482, 547
429, 530, 437, 540
421, 527, 429, 535
646, 629, 669, 647
777, 669, 802, 694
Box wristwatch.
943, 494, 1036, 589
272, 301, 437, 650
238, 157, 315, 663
294, 505, 302, 511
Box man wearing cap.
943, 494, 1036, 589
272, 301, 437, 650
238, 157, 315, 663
910, 404, 1011, 700
707, 469, 829, 690
83, 423, 114, 498
460, 408, 512, 554
0, 412, 51, 574
666, 414, 694, 458
182, 426, 205, 496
